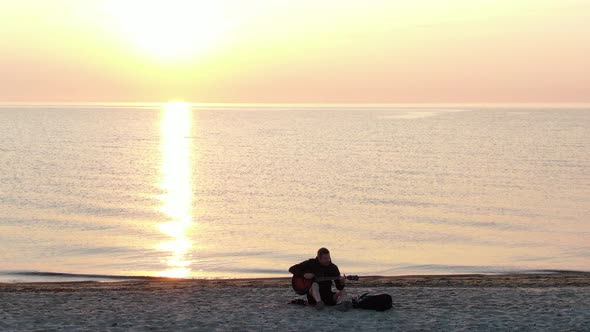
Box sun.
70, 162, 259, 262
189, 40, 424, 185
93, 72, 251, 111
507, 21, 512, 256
105, 0, 227, 61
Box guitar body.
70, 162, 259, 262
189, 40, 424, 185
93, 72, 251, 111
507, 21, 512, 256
291, 274, 359, 295
292, 275, 314, 295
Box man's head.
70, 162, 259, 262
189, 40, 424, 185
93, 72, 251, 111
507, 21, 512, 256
316, 247, 331, 266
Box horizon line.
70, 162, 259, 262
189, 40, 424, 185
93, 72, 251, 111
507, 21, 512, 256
1, 101, 589, 108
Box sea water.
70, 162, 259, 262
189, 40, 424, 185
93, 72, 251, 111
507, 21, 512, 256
1, 104, 588, 282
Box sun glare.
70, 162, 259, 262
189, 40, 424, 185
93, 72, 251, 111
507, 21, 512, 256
105, 1, 228, 60
157, 101, 194, 278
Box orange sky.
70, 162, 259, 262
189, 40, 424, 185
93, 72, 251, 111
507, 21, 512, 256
1, 0, 589, 103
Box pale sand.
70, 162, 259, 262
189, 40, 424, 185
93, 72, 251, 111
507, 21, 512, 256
1, 272, 590, 331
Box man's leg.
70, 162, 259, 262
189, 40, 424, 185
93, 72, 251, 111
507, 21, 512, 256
332, 290, 347, 304
309, 283, 325, 310
309, 282, 322, 303
332, 290, 352, 311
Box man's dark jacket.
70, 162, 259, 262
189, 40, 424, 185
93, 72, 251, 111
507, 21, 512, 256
289, 258, 344, 294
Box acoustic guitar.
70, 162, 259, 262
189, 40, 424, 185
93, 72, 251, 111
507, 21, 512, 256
291, 274, 359, 295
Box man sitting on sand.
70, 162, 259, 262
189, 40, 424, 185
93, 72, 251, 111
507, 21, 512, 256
289, 247, 352, 311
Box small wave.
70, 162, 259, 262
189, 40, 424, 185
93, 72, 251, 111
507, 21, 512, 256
373, 264, 590, 275
364, 198, 437, 207
0, 271, 160, 283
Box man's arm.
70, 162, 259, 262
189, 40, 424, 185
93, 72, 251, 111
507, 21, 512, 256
288, 259, 311, 277
333, 265, 345, 290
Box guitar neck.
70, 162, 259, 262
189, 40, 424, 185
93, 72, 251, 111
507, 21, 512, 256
315, 276, 342, 282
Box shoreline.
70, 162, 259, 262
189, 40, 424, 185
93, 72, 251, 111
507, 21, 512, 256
3, 271, 590, 291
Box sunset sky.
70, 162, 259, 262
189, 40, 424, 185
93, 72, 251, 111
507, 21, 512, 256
1, 0, 589, 103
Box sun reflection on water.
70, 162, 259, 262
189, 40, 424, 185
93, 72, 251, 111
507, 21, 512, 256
157, 101, 193, 278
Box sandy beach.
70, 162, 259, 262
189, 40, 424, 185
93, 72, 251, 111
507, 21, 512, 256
2, 272, 589, 331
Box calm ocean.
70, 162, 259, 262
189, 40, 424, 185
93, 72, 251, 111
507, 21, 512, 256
1, 104, 589, 282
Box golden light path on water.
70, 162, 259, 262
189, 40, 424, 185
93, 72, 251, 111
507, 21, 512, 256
157, 101, 194, 278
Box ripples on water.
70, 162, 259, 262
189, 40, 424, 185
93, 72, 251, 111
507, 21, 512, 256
0, 104, 589, 281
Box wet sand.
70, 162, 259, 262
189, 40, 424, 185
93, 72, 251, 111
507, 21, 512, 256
2, 272, 590, 331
